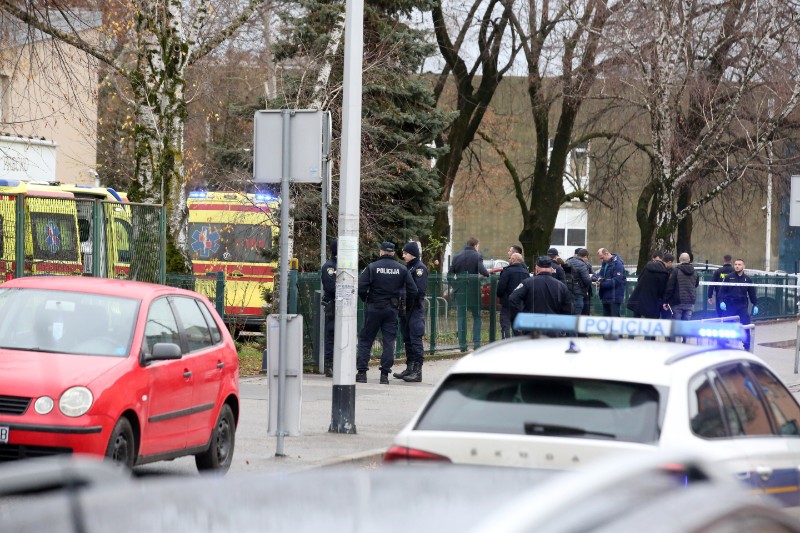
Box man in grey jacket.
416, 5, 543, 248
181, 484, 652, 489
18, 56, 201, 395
662, 253, 699, 320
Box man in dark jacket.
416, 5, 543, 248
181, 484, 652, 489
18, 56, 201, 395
394, 241, 428, 383
593, 248, 626, 317
496, 252, 530, 338
449, 237, 490, 351
547, 247, 566, 283
356, 242, 418, 384
627, 249, 669, 320
320, 239, 337, 377
707, 254, 735, 317
663, 253, 699, 320
509, 256, 573, 330
719, 259, 759, 350
565, 249, 593, 315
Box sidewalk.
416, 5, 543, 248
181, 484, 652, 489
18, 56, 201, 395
226, 319, 800, 475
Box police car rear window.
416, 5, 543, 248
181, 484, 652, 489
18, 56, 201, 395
415, 374, 663, 444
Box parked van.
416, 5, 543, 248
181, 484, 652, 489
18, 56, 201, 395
187, 191, 278, 327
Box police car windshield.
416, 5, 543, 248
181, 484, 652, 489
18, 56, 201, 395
415, 374, 662, 444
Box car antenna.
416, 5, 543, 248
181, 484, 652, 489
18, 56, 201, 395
566, 340, 580, 354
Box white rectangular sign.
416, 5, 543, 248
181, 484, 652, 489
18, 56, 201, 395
790, 175, 800, 226
253, 110, 323, 183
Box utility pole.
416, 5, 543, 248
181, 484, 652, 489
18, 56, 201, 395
329, 0, 363, 434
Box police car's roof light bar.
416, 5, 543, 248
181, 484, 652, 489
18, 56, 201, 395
513, 313, 745, 341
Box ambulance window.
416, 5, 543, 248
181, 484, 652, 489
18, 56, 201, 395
114, 219, 132, 263
30, 213, 79, 262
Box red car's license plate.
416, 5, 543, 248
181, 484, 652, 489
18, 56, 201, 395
0, 426, 8, 444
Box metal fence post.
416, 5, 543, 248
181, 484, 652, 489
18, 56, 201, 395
91, 200, 102, 278
14, 194, 24, 279
429, 273, 438, 354
215, 271, 225, 317
159, 205, 167, 285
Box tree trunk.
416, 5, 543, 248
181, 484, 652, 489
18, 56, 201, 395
675, 185, 693, 259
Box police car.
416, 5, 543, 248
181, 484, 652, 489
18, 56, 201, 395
384, 314, 800, 511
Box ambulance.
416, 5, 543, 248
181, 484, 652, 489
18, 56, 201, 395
0, 179, 132, 281
187, 190, 278, 327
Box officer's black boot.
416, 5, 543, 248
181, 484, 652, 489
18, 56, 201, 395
380, 371, 389, 385
403, 362, 422, 383
356, 370, 367, 383
393, 362, 412, 379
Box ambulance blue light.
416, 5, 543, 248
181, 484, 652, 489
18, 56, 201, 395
254, 193, 273, 202
189, 190, 207, 198
513, 313, 744, 341
0, 179, 21, 187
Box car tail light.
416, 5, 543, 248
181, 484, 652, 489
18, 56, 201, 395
383, 445, 451, 463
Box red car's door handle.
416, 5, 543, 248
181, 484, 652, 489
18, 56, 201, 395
183, 371, 192, 378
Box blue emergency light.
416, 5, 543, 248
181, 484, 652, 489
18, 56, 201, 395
0, 179, 21, 187
254, 193, 274, 202
513, 313, 745, 341
189, 190, 207, 198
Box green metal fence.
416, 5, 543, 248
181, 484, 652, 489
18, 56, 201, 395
294, 269, 799, 365
0, 193, 166, 284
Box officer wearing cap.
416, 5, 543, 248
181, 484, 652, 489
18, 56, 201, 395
356, 241, 418, 384
547, 247, 566, 283
508, 256, 573, 333
394, 241, 428, 383
320, 239, 337, 377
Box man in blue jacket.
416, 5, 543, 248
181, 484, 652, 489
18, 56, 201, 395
593, 248, 626, 317
496, 252, 530, 338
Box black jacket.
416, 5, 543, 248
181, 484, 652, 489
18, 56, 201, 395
450, 246, 490, 276
508, 273, 573, 315
627, 260, 669, 318
719, 272, 758, 307
564, 256, 592, 296
552, 261, 566, 283
358, 256, 418, 304
708, 263, 735, 299
321, 256, 337, 302
496, 262, 531, 308
664, 263, 699, 306
405, 257, 429, 309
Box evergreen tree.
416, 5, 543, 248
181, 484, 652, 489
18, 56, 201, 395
273, 0, 453, 267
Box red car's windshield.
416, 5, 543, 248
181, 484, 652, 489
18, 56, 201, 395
0, 288, 139, 357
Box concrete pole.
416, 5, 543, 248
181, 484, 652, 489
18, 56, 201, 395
766, 97, 774, 272
329, 0, 363, 434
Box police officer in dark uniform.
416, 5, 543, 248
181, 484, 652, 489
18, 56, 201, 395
320, 239, 337, 377
547, 247, 566, 283
707, 254, 735, 317
509, 256, 573, 332
394, 241, 428, 383
356, 241, 418, 384
718, 258, 759, 350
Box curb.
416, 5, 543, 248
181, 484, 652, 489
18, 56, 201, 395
316, 449, 386, 469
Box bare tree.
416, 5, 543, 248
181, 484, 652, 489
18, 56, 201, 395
0, 0, 265, 270
429, 0, 519, 249
600, 0, 800, 269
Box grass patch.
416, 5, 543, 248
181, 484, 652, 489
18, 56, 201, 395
237, 341, 264, 376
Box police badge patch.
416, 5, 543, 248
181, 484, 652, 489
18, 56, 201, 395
327, 267, 335, 276
416, 268, 423, 277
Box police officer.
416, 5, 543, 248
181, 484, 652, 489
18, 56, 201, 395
547, 247, 566, 283
320, 239, 337, 377
707, 254, 735, 317
393, 241, 428, 383
449, 236, 490, 351
356, 241, 418, 384
718, 258, 759, 350
509, 256, 573, 327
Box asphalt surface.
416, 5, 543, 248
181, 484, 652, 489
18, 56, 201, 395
132, 318, 800, 477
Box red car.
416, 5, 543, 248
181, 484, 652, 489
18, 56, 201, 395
0, 277, 239, 472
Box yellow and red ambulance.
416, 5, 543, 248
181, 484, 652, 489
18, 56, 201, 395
187, 191, 278, 327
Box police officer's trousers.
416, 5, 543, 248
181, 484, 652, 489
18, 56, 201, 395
356, 303, 399, 373
401, 304, 425, 364
724, 302, 752, 350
